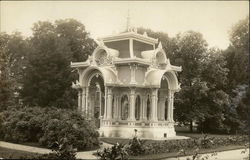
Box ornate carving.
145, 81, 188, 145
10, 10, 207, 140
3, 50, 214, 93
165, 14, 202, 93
97, 55, 113, 66
72, 80, 82, 89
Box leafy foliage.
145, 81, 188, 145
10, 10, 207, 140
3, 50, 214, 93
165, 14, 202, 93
126, 135, 248, 156
20, 19, 96, 108
0, 106, 99, 150
97, 143, 128, 160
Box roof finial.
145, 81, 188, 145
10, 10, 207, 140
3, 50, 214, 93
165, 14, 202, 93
158, 41, 163, 49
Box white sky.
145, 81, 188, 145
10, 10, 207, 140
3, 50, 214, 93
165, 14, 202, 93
1, 1, 249, 49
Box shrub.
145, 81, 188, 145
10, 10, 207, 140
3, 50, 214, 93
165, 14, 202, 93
127, 137, 145, 156
97, 143, 128, 160
0, 106, 99, 150
125, 135, 248, 156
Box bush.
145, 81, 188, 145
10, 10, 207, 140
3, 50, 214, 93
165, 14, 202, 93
127, 137, 145, 156
125, 135, 248, 156
97, 143, 128, 160
0, 106, 99, 150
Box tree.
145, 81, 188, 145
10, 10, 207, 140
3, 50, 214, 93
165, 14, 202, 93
0, 32, 28, 111
0, 33, 13, 111
20, 19, 96, 108
224, 16, 249, 90
222, 16, 249, 133
173, 31, 209, 132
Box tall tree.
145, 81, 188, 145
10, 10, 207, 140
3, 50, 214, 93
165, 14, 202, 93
173, 31, 208, 132
222, 16, 249, 133
224, 16, 249, 90
20, 19, 96, 108
0, 32, 28, 111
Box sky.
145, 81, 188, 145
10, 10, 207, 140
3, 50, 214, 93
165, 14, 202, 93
0, 1, 249, 49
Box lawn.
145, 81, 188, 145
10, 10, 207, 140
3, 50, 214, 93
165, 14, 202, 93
0, 147, 42, 159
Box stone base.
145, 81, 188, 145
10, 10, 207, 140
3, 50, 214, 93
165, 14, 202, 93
99, 123, 176, 139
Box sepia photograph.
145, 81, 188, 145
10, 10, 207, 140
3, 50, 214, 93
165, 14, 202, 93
0, 1, 249, 159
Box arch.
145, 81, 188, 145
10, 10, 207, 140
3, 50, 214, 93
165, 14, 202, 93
80, 66, 117, 87
88, 73, 105, 128
121, 94, 129, 120
135, 95, 141, 120
145, 70, 180, 90
141, 48, 167, 64
92, 46, 119, 63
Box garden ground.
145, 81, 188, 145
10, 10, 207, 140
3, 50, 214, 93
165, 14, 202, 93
0, 132, 249, 160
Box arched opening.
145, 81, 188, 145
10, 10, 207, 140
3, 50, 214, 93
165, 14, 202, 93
165, 100, 168, 120
121, 95, 129, 120
135, 95, 141, 120
159, 74, 170, 121
146, 95, 151, 120
88, 72, 105, 128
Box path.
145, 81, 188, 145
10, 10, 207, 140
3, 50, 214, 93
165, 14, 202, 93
164, 148, 249, 160
0, 141, 249, 160
0, 140, 111, 159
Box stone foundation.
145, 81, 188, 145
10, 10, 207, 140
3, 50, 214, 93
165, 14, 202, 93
99, 120, 176, 139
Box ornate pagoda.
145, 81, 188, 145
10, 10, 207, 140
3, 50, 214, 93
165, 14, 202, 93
71, 28, 182, 139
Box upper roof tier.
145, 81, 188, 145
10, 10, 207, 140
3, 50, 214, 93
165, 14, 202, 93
98, 31, 158, 46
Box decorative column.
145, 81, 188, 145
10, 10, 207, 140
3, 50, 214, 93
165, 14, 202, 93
103, 87, 107, 119
78, 89, 82, 112
169, 90, 175, 122
129, 88, 136, 121
81, 87, 86, 113
117, 96, 122, 120
167, 90, 175, 122
85, 87, 89, 118
150, 89, 158, 121
106, 87, 113, 120
139, 95, 143, 121
141, 95, 146, 120
130, 64, 137, 85
113, 95, 119, 120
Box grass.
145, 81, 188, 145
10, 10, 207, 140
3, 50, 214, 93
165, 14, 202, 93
0, 147, 42, 159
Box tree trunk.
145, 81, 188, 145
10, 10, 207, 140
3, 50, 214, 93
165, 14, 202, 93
190, 120, 193, 132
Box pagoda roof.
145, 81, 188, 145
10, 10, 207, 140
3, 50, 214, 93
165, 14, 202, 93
98, 31, 158, 45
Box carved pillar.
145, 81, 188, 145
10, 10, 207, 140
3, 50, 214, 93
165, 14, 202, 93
150, 89, 158, 121
167, 90, 175, 122
169, 90, 175, 122
139, 95, 143, 121
113, 95, 118, 120
81, 87, 86, 113
90, 94, 95, 118
106, 87, 113, 120
117, 96, 121, 120
78, 89, 82, 112
141, 94, 147, 120
103, 87, 107, 119
85, 87, 89, 118
130, 64, 137, 85
129, 88, 136, 121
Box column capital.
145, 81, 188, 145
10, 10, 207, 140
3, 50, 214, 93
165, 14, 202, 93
107, 87, 113, 95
